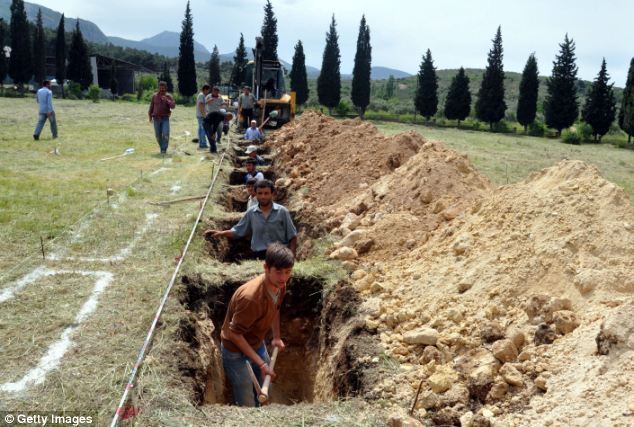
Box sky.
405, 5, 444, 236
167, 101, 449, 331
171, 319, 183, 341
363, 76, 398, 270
30, 0, 634, 86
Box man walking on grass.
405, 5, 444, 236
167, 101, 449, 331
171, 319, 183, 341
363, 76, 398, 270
196, 84, 211, 149
220, 242, 292, 406
148, 81, 175, 154
33, 80, 57, 140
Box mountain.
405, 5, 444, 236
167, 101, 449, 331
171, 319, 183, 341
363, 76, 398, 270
108, 31, 210, 62
371, 66, 412, 80
0, 0, 109, 43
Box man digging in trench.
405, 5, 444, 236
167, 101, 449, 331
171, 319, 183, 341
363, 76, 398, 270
220, 242, 293, 406
204, 179, 297, 259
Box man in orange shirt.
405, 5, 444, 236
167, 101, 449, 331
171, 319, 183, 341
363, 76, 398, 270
220, 243, 293, 406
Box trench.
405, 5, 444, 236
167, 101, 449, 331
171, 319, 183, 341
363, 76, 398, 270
174, 129, 380, 409
178, 276, 370, 406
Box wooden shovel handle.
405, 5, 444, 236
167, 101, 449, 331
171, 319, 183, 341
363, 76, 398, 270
258, 346, 279, 403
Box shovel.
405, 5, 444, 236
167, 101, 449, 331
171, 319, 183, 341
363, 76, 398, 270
244, 346, 280, 404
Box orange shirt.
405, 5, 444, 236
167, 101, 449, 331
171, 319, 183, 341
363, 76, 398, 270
221, 274, 285, 352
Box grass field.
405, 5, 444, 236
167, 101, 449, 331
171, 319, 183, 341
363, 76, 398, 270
1, 97, 633, 425
375, 121, 634, 200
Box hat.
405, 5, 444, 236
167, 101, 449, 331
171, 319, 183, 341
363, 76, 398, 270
245, 145, 258, 154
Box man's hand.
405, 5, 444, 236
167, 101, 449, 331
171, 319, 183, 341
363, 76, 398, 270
271, 338, 285, 352
259, 363, 276, 380
148, 116, 153, 123
46, 112, 52, 118
204, 229, 227, 239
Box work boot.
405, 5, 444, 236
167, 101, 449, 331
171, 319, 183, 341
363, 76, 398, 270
33, 134, 39, 140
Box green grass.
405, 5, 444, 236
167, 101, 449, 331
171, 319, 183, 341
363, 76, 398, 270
374, 121, 634, 200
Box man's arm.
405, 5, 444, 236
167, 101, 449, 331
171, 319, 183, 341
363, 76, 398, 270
198, 98, 206, 116
46, 91, 54, 116
270, 310, 285, 351
204, 229, 234, 239
148, 95, 154, 121
204, 211, 250, 239
167, 94, 176, 109
288, 236, 297, 258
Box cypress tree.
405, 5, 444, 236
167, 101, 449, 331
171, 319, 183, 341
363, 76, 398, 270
109, 60, 117, 100
230, 33, 247, 87
260, 0, 278, 61
517, 53, 539, 132
289, 40, 309, 107
67, 20, 92, 90
415, 49, 438, 121
208, 45, 221, 86
177, 1, 197, 97
475, 26, 506, 129
544, 34, 579, 136
159, 62, 173, 92
32, 8, 46, 85
351, 15, 371, 119
384, 75, 395, 100
55, 14, 66, 98
317, 15, 341, 115
620, 57, 634, 143
8, 0, 32, 92
444, 67, 471, 124
0, 19, 7, 84
582, 58, 616, 142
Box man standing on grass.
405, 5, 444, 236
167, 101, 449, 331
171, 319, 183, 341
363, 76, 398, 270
203, 86, 227, 153
196, 84, 210, 149
204, 179, 297, 259
33, 80, 57, 140
148, 81, 175, 154
220, 242, 292, 406
238, 86, 257, 130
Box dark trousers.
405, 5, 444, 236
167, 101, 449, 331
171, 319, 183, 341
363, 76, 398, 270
241, 108, 254, 130
203, 112, 224, 153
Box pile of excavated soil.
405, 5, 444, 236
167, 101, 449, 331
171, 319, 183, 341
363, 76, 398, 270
272, 113, 492, 260
349, 160, 634, 426
268, 112, 633, 425
271, 111, 423, 208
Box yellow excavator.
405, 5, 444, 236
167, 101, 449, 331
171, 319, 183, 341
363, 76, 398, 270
243, 37, 295, 128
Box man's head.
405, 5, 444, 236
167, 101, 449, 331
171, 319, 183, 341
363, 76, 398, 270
245, 158, 256, 173
245, 177, 257, 196
245, 145, 258, 158
212, 86, 220, 96
158, 81, 167, 94
250, 120, 258, 129
243, 86, 251, 94
42, 80, 51, 88
202, 83, 210, 95
255, 179, 275, 207
263, 242, 294, 289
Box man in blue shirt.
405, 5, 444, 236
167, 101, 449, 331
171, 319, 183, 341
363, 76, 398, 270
244, 120, 264, 142
33, 80, 57, 140
204, 179, 298, 259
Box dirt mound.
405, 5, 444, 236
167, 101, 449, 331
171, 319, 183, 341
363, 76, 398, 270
349, 160, 634, 425
271, 111, 423, 207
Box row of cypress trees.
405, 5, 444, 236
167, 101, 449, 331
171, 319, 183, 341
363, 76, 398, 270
414, 28, 634, 142
1, 0, 94, 94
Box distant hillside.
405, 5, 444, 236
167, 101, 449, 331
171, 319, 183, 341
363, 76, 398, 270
108, 31, 210, 62
305, 68, 624, 117
218, 49, 320, 77
0, 0, 109, 43
341, 66, 412, 80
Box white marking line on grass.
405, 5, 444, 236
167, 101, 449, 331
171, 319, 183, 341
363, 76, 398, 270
149, 167, 169, 177
0, 270, 114, 393
170, 183, 182, 194
48, 213, 158, 263
0, 266, 54, 304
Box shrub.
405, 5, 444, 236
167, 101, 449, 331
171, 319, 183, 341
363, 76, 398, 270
68, 82, 82, 99
87, 84, 101, 103
335, 100, 352, 116
492, 121, 512, 133
140, 75, 158, 92
576, 122, 593, 142
561, 129, 581, 144
528, 121, 546, 137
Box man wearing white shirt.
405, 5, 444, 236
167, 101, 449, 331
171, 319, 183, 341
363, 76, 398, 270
33, 80, 57, 140
244, 120, 264, 142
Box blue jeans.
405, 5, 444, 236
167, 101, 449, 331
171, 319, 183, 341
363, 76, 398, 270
197, 116, 209, 148
221, 341, 270, 407
34, 112, 58, 138
152, 117, 170, 153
